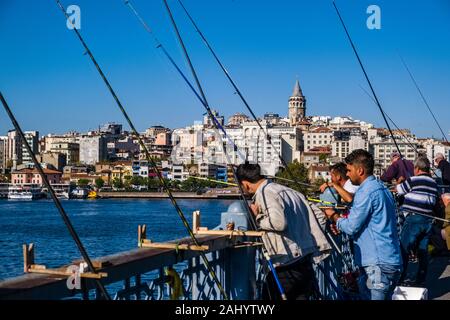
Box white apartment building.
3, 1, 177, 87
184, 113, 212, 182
170, 121, 301, 176
332, 135, 368, 160
425, 141, 450, 162
304, 127, 333, 152
79, 136, 107, 165
370, 137, 418, 169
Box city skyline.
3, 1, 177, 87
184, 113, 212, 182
1, 1, 449, 138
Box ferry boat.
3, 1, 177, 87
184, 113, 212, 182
8, 185, 44, 200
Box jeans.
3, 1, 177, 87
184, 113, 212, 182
358, 264, 402, 300
400, 214, 433, 284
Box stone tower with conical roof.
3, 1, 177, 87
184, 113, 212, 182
288, 79, 306, 126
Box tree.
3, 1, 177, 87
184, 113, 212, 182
112, 177, 124, 190
95, 178, 105, 189
78, 179, 90, 187
275, 160, 311, 195
319, 154, 328, 164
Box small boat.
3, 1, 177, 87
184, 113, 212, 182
71, 187, 89, 199
8, 185, 44, 200
87, 190, 98, 199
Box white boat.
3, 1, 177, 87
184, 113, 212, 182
8, 185, 44, 200
71, 187, 89, 199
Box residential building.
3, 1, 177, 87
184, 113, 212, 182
0, 136, 7, 172
6, 130, 22, 169
11, 168, 62, 185
38, 152, 67, 171
369, 136, 418, 171
304, 127, 333, 152
227, 113, 250, 126
79, 136, 107, 165
332, 135, 368, 160
22, 131, 39, 164
50, 142, 80, 165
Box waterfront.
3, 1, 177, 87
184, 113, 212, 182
0, 198, 234, 281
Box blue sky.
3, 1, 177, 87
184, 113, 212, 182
0, 0, 449, 139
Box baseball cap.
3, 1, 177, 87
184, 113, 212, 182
434, 152, 444, 160
390, 151, 400, 159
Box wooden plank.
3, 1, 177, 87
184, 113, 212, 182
192, 210, 201, 233
195, 229, 265, 237
27, 267, 107, 279
23, 244, 35, 273
141, 240, 209, 251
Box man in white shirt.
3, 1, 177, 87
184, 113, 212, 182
320, 162, 359, 203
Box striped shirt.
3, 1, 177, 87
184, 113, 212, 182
396, 174, 438, 215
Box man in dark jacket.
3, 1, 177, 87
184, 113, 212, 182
435, 152, 450, 189
381, 151, 414, 183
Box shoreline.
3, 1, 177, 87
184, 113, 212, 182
97, 191, 243, 199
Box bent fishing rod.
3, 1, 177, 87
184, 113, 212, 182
161, 0, 288, 300
55, 0, 228, 299
0, 92, 111, 300
124, 0, 245, 163
399, 55, 448, 143
175, 0, 313, 194
332, 1, 412, 180
359, 84, 421, 154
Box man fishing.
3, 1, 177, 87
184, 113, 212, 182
322, 149, 403, 300
236, 162, 329, 300
396, 157, 439, 286
380, 151, 414, 183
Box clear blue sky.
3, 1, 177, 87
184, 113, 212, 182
1, 0, 449, 139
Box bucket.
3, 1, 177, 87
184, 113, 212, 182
392, 286, 428, 300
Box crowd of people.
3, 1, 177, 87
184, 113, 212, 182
235, 149, 450, 301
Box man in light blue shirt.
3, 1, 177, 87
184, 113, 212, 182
323, 149, 402, 300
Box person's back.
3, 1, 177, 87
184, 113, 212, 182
397, 174, 439, 216
437, 158, 450, 186
254, 180, 323, 265
381, 157, 414, 182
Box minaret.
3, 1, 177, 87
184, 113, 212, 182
288, 79, 306, 125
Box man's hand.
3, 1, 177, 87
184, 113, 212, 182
323, 207, 341, 224
319, 181, 333, 193
442, 194, 450, 208
250, 203, 261, 217
330, 223, 340, 235
396, 176, 405, 184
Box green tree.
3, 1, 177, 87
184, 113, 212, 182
319, 154, 328, 164
95, 178, 105, 189
112, 177, 124, 190
275, 160, 311, 195
78, 179, 90, 187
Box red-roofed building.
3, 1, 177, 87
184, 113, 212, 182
11, 168, 62, 185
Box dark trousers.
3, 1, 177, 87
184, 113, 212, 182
262, 255, 317, 300
400, 214, 433, 284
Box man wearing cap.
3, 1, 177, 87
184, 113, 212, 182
380, 151, 414, 183
434, 152, 450, 189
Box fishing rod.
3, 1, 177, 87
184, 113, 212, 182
123, 0, 246, 163
190, 175, 238, 187
161, 0, 288, 300
0, 92, 111, 300
332, 1, 412, 179
175, 0, 313, 194
55, 0, 228, 300
359, 84, 442, 178
359, 84, 421, 154
399, 55, 448, 143
407, 212, 450, 224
